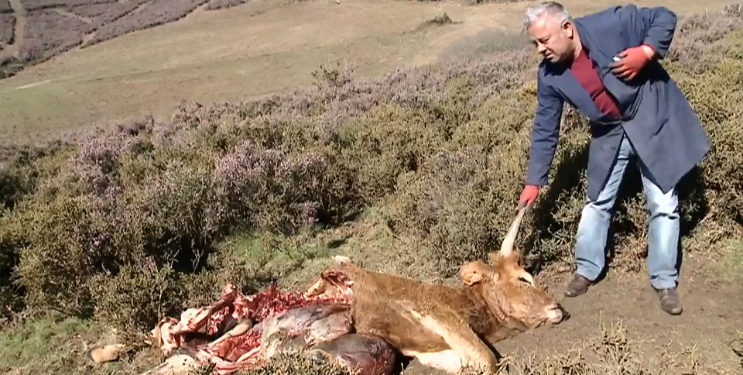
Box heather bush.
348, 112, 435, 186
388, 147, 519, 274
0, 13, 14, 45
0, 55, 21, 79
19, 9, 93, 63
86, 0, 210, 46
668, 35, 743, 221
0, 0, 11, 13
20, 0, 116, 11
3, 0, 213, 78
87, 261, 185, 339
667, 5, 743, 74
0, 213, 24, 315
70, 0, 150, 29
205, 0, 248, 11
0, 3, 742, 337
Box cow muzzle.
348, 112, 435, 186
545, 302, 569, 324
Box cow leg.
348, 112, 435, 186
424, 316, 499, 374
401, 305, 499, 374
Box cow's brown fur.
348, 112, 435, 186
304, 206, 567, 374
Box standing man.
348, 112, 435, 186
519, 1, 710, 315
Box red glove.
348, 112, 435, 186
518, 185, 539, 209
610, 44, 656, 80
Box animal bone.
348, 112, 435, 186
85, 343, 128, 364
207, 318, 254, 350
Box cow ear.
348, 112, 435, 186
458, 260, 494, 286
462, 272, 482, 286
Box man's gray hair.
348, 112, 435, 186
523, 1, 572, 30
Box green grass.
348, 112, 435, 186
225, 230, 334, 289
0, 314, 166, 375
0, 315, 106, 372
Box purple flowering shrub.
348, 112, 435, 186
666, 5, 743, 74
20, 0, 117, 11
0, 0, 11, 12
3, 0, 232, 79
17, 9, 94, 64
204, 0, 247, 11
1, 5, 743, 333
0, 13, 13, 45
85, 0, 209, 46
68, 0, 151, 30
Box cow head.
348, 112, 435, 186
458, 206, 567, 331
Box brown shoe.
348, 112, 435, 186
656, 288, 683, 315
564, 274, 592, 297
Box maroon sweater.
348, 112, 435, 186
569, 46, 621, 118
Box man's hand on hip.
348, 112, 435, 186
610, 44, 656, 80
519, 185, 539, 209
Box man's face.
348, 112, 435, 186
527, 15, 575, 63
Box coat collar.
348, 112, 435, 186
543, 20, 624, 124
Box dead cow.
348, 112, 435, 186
304, 205, 568, 374
141, 284, 396, 375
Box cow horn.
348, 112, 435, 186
499, 205, 528, 256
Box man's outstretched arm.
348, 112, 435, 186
525, 74, 564, 189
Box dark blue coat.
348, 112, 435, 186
524, 4, 710, 201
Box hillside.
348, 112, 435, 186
0, 0, 259, 72
0, 0, 737, 145
0, 1, 742, 375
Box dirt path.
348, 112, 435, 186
53, 8, 93, 25
508, 265, 741, 369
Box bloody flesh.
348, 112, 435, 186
149, 282, 351, 375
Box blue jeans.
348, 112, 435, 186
574, 133, 681, 290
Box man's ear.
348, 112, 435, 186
562, 20, 574, 37
458, 260, 495, 286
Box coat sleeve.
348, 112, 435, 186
525, 72, 564, 187
615, 4, 678, 59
